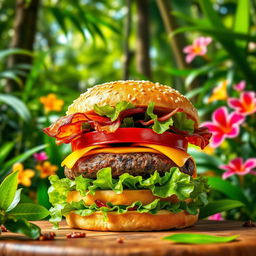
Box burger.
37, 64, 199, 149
44, 80, 211, 231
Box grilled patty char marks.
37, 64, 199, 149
64, 152, 195, 179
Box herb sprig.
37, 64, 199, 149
163, 233, 239, 244
0, 171, 49, 239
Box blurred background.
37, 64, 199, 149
0, 0, 256, 221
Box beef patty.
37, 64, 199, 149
64, 152, 195, 179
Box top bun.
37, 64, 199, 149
67, 80, 199, 126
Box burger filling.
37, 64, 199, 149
64, 153, 195, 179
48, 167, 209, 228
44, 101, 211, 228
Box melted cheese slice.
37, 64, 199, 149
61, 144, 192, 169
61, 145, 106, 169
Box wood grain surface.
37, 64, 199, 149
0, 220, 255, 256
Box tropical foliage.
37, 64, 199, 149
0, 0, 255, 222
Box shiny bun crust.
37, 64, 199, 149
67, 80, 199, 126
66, 211, 198, 231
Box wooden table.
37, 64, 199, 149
0, 220, 255, 256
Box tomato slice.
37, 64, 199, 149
71, 128, 188, 151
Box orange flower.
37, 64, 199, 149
36, 161, 58, 178
39, 93, 64, 113
208, 80, 228, 103
12, 163, 35, 187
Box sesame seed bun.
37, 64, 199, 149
67, 80, 199, 126
65, 190, 197, 231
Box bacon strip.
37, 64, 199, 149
137, 108, 181, 126
169, 126, 211, 149
43, 107, 211, 148
43, 113, 89, 144
93, 107, 146, 134
43, 108, 146, 143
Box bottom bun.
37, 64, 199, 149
66, 210, 198, 231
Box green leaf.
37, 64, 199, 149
233, 0, 249, 49
88, 167, 115, 192
171, 11, 209, 27
164, 67, 196, 77
0, 171, 19, 211
6, 188, 22, 212
37, 180, 51, 209
163, 233, 239, 244
172, 25, 256, 85
86, 13, 120, 34
146, 102, 173, 134
199, 200, 244, 219
184, 59, 225, 88
5, 217, 41, 239
172, 26, 256, 43
65, 10, 87, 41
0, 48, 32, 59
1, 144, 46, 180
94, 101, 135, 121
48, 7, 68, 36
0, 94, 31, 122
22, 51, 48, 102
49, 167, 209, 201
0, 71, 23, 86
188, 148, 223, 174
0, 142, 15, 166
199, 0, 224, 29
185, 87, 204, 100
48, 175, 75, 205
208, 177, 250, 207
173, 112, 195, 134
121, 117, 134, 127
8, 203, 49, 221
90, 22, 107, 45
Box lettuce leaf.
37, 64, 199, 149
93, 101, 195, 133
146, 102, 174, 134
48, 167, 209, 227
49, 167, 209, 202
94, 101, 135, 121
120, 117, 134, 127
173, 112, 195, 134
49, 198, 204, 228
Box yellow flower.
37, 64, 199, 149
36, 161, 58, 178
208, 80, 228, 103
202, 145, 215, 155
12, 163, 35, 187
39, 93, 64, 113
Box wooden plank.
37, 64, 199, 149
0, 220, 255, 256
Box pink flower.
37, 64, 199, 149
183, 37, 212, 63
208, 213, 224, 221
233, 80, 246, 91
33, 152, 48, 162
202, 107, 245, 148
220, 157, 256, 179
228, 91, 256, 116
